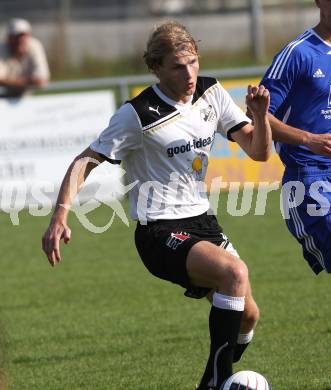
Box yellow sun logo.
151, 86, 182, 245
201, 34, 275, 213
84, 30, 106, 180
192, 156, 203, 172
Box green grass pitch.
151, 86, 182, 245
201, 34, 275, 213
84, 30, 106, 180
0, 190, 330, 389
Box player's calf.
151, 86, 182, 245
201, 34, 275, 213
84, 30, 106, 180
234, 283, 259, 363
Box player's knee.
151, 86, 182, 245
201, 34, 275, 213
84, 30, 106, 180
221, 259, 248, 291
232, 259, 248, 285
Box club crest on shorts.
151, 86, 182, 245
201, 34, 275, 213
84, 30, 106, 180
166, 231, 191, 250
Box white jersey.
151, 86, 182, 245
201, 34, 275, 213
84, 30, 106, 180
90, 76, 250, 222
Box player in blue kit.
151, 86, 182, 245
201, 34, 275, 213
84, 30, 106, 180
261, 0, 331, 274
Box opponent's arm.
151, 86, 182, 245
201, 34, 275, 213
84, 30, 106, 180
231, 85, 272, 161
269, 114, 331, 157
42, 147, 106, 266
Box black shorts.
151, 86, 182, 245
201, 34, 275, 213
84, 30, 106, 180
134, 212, 235, 299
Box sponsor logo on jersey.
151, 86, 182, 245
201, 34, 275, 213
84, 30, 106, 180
167, 135, 214, 157
191, 152, 208, 180
166, 231, 191, 250
321, 85, 331, 116
313, 68, 325, 78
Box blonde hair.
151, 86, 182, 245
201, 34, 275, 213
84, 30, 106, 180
144, 21, 198, 70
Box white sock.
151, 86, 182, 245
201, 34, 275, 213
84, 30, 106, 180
237, 329, 254, 344
212, 292, 245, 311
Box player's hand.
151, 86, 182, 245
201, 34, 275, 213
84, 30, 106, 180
306, 133, 331, 158
42, 218, 71, 267
245, 85, 270, 117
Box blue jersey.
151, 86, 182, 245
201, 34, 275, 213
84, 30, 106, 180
261, 29, 331, 167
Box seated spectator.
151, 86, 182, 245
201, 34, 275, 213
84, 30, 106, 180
0, 18, 50, 98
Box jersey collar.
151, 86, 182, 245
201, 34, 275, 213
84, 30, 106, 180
310, 28, 331, 48
152, 84, 193, 110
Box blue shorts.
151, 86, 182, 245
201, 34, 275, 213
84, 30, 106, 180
282, 165, 331, 274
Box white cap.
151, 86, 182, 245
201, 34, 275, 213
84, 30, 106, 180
7, 18, 31, 36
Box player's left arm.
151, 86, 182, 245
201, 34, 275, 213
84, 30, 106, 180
231, 85, 272, 161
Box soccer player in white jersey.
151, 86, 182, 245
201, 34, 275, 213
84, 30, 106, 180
42, 21, 272, 389
261, 0, 331, 275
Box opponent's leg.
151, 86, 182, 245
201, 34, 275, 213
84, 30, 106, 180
187, 241, 248, 389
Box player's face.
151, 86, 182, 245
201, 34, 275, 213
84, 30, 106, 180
316, 0, 331, 31
153, 47, 199, 104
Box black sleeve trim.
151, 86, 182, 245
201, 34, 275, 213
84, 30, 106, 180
227, 121, 249, 142
98, 153, 121, 165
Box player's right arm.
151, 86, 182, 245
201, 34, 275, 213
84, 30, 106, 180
42, 102, 141, 266
42, 147, 106, 267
